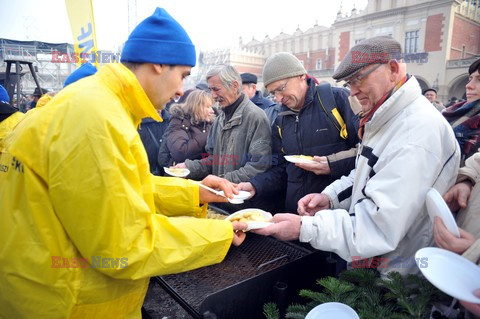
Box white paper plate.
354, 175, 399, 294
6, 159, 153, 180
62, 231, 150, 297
163, 167, 190, 178
416, 247, 480, 303
226, 209, 273, 231
217, 190, 252, 201
306, 302, 359, 319
284, 155, 316, 164
425, 188, 460, 237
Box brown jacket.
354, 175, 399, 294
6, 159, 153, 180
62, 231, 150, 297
164, 104, 212, 164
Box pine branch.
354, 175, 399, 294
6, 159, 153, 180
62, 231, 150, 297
339, 268, 380, 288
285, 312, 307, 319
298, 290, 332, 304
315, 277, 355, 297
286, 303, 310, 319
263, 302, 280, 319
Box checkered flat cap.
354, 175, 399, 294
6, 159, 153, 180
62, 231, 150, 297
333, 36, 402, 81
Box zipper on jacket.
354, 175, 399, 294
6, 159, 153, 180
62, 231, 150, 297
295, 115, 303, 152
294, 114, 308, 196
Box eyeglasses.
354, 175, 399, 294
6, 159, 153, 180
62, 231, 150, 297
343, 64, 383, 89
268, 79, 290, 97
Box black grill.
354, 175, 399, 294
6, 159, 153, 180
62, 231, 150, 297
154, 234, 336, 318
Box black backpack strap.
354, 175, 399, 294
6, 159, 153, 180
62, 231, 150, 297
316, 83, 348, 139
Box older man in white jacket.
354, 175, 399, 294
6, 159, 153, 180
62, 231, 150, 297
254, 36, 460, 275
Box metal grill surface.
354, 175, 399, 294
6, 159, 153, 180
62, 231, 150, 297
159, 234, 309, 312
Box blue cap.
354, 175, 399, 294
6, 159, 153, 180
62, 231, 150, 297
0, 84, 9, 103
64, 62, 97, 87
121, 8, 196, 67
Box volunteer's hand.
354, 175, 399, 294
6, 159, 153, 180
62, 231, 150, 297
237, 182, 255, 199
297, 193, 331, 216
433, 217, 476, 254
199, 175, 238, 204
252, 213, 301, 241
460, 289, 480, 317
174, 163, 187, 168
231, 221, 248, 246
295, 156, 331, 175
443, 181, 472, 212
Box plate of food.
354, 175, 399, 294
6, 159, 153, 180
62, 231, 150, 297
225, 209, 273, 231
416, 247, 480, 303
164, 167, 190, 178
425, 188, 460, 237
284, 155, 316, 164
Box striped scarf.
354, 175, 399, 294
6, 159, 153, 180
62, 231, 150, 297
443, 99, 480, 164
357, 75, 409, 140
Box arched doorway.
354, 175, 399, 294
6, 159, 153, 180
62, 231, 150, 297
414, 76, 429, 93
448, 75, 468, 102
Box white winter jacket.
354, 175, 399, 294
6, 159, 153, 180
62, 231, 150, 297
299, 76, 460, 275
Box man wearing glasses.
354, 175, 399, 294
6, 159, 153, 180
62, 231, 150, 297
238, 52, 359, 214
253, 36, 460, 276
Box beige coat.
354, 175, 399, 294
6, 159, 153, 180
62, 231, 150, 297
456, 152, 480, 237
455, 152, 480, 265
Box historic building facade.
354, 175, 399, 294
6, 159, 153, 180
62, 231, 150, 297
199, 0, 480, 103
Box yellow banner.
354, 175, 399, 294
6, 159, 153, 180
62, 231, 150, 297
64, 0, 99, 67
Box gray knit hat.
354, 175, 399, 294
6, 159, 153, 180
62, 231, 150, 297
333, 36, 402, 81
262, 52, 307, 87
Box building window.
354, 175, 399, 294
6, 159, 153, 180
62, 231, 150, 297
405, 30, 419, 53
316, 59, 322, 70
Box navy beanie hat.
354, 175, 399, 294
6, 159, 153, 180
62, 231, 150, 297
0, 84, 9, 103
121, 7, 196, 67
64, 62, 97, 87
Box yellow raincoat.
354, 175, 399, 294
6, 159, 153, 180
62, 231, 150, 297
0, 63, 234, 318
0, 111, 25, 151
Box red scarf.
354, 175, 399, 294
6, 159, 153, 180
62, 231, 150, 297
357, 75, 408, 139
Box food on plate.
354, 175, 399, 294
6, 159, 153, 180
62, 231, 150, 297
292, 155, 313, 160
228, 211, 271, 223
167, 167, 188, 174
206, 210, 227, 220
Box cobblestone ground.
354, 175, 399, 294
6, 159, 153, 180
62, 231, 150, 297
142, 279, 191, 319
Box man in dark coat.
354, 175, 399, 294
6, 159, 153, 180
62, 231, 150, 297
138, 109, 170, 175
238, 52, 359, 213
29, 87, 48, 109
240, 72, 276, 111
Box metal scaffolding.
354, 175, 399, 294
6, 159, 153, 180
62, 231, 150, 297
0, 38, 75, 94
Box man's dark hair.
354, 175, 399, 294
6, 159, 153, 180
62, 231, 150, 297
468, 58, 480, 75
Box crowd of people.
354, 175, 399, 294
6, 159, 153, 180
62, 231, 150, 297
0, 6, 479, 318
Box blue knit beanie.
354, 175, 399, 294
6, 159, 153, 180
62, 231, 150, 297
64, 62, 97, 87
121, 8, 196, 67
0, 84, 9, 103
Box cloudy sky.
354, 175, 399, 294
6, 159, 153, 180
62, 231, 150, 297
0, 0, 368, 52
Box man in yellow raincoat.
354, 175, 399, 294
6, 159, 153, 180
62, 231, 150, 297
0, 8, 246, 318
0, 84, 25, 151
